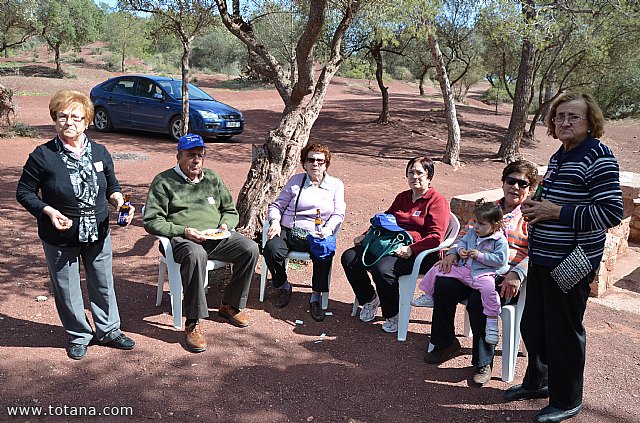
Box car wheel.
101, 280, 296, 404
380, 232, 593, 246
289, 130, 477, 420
94, 108, 113, 132
169, 116, 182, 142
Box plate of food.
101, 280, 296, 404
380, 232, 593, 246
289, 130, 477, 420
202, 228, 231, 240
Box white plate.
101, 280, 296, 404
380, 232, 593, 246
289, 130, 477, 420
202, 229, 231, 240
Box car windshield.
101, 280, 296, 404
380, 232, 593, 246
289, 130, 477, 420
158, 80, 214, 101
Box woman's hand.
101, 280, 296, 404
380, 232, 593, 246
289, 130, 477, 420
522, 198, 562, 225
353, 234, 365, 246
267, 220, 281, 240
498, 272, 522, 299
44, 206, 72, 231
394, 245, 413, 259
438, 253, 457, 272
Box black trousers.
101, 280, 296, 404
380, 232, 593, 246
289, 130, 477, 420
341, 245, 439, 318
263, 227, 332, 293
520, 263, 593, 410
430, 275, 516, 368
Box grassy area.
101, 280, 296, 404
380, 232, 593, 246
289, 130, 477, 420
215, 78, 273, 91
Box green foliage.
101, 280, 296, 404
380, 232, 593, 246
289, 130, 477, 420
338, 55, 374, 80
0, 122, 40, 138
101, 10, 151, 71
190, 27, 245, 74
215, 78, 273, 91
593, 64, 640, 119
481, 81, 515, 105
390, 66, 414, 81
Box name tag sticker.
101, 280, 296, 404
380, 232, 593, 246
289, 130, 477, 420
413, 211, 422, 216
94, 161, 104, 172
207, 197, 216, 205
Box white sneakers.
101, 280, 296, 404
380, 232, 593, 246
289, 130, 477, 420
382, 315, 399, 333
358, 293, 398, 333
411, 293, 434, 307
359, 293, 380, 323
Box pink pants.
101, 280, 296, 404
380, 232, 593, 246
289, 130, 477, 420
418, 264, 501, 317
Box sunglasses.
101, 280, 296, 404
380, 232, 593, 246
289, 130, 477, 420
305, 158, 326, 165
504, 176, 530, 189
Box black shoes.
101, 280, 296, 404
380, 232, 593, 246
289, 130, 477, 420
424, 338, 461, 364
534, 404, 582, 423
310, 301, 325, 322
101, 334, 136, 350
67, 344, 87, 360
504, 384, 550, 401
275, 286, 292, 308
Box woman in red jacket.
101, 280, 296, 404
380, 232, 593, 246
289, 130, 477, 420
341, 156, 450, 333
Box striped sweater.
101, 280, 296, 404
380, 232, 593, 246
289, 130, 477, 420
529, 136, 623, 268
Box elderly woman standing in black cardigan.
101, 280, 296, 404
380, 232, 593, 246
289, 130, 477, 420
16, 90, 136, 360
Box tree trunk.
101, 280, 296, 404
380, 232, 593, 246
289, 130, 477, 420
497, 0, 537, 162
216, 0, 358, 236
54, 45, 62, 75
180, 40, 192, 136
121, 41, 126, 72
0, 83, 16, 129
372, 44, 389, 124
419, 67, 428, 96
429, 34, 461, 167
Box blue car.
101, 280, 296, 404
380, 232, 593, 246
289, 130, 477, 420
89, 75, 244, 141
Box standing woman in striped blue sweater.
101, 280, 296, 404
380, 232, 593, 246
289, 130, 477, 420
504, 93, 623, 423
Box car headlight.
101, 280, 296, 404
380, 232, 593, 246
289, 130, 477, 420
199, 111, 219, 120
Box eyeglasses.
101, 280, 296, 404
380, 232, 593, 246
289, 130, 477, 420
305, 158, 326, 165
551, 114, 584, 125
407, 171, 427, 179
56, 114, 85, 124
504, 176, 530, 189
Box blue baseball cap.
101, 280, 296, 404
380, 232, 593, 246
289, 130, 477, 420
177, 133, 205, 151
372, 213, 404, 232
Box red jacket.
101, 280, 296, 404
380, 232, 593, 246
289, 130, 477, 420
384, 188, 450, 255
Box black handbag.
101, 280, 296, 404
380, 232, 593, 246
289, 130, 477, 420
550, 233, 593, 293
285, 174, 310, 252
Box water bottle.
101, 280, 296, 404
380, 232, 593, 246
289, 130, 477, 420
314, 208, 322, 233
117, 194, 131, 226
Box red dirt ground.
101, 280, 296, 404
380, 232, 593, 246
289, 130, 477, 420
1, 49, 639, 422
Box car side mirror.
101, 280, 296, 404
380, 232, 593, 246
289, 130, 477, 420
152, 93, 164, 100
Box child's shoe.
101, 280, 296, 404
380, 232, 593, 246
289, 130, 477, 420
411, 294, 434, 307
485, 321, 499, 345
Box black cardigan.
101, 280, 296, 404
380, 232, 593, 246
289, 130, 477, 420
16, 137, 121, 247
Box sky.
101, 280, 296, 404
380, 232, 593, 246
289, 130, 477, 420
95, 0, 118, 9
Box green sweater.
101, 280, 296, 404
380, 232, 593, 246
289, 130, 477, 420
143, 168, 239, 238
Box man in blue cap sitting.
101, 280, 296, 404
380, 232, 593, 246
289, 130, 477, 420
143, 134, 259, 353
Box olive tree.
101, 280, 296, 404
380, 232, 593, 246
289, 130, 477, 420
213, 0, 365, 235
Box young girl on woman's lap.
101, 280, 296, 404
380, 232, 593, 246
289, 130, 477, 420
412, 199, 509, 344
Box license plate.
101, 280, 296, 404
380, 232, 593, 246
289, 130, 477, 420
227, 121, 240, 128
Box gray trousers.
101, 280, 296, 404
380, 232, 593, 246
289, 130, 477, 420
170, 232, 259, 320
42, 234, 123, 346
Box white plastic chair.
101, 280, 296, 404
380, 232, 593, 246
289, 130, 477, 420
155, 235, 232, 329
351, 212, 461, 342
461, 279, 528, 383
260, 220, 341, 310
